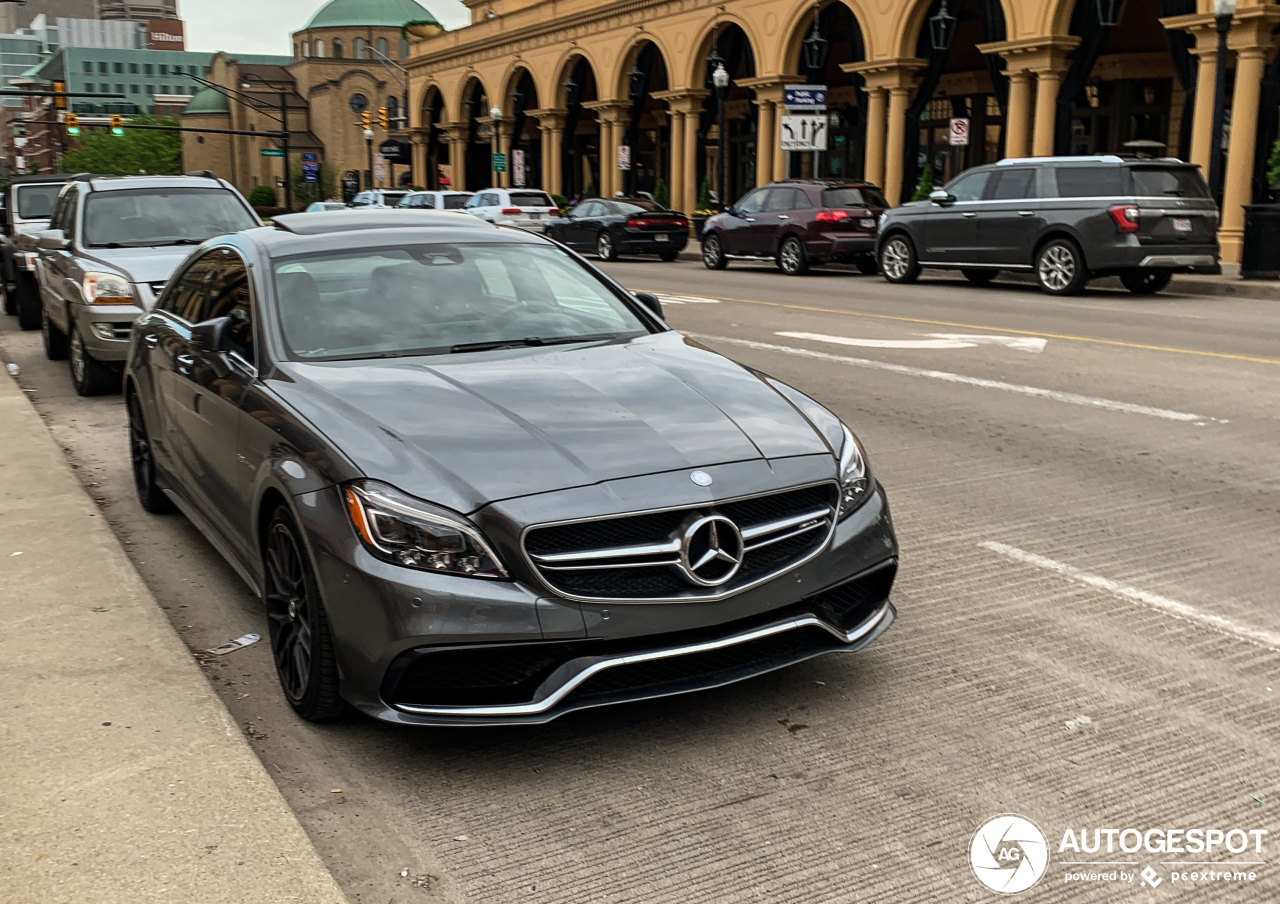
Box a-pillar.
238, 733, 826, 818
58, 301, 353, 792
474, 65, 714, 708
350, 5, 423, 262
845, 60, 923, 204
530, 109, 566, 194
1161, 12, 1229, 174
656, 92, 707, 214
1219, 12, 1280, 263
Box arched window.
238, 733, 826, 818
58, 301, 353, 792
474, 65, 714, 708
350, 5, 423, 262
332, 38, 343, 59
399, 38, 408, 59
300, 41, 309, 58
353, 37, 367, 59
376, 37, 388, 60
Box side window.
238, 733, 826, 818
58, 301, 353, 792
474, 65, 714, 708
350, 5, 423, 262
946, 171, 991, 202
1054, 166, 1125, 198
788, 188, 813, 210
736, 189, 768, 214
61, 190, 78, 240
762, 189, 792, 213
484, 193, 501, 207
464, 194, 483, 208
991, 168, 1037, 201
158, 251, 221, 322
205, 249, 255, 366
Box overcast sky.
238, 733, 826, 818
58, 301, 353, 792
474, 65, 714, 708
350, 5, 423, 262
181, 0, 471, 57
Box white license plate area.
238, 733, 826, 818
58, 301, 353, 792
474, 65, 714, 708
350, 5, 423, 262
1173, 218, 1192, 233
654, 234, 669, 242
527, 212, 541, 219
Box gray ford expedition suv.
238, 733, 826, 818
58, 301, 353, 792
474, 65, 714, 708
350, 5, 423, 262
876, 155, 1219, 296
35, 173, 259, 395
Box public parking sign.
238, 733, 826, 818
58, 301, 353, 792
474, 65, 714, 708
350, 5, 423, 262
780, 114, 828, 152
949, 117, 971, 146
492, 153, 507, 173
784, 85, 827, 110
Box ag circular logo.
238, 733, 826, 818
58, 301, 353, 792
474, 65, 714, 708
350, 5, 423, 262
970, 814, 1049, 895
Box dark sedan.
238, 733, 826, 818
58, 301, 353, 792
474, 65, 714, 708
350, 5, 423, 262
546, 197, 690, 262
124, 210, 897, 726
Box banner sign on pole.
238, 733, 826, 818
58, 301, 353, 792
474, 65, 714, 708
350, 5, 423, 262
492, 152, 507, 173
617, 145, 632, 171
512, 149, 526, 187
780, 114, 828, 152
948, 118, 971, 147
783, 85, 827, 110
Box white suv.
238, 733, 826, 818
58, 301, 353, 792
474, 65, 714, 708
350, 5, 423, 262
398, 190, 473, 211
351, 190, 409, 209
462, 189, 560, 233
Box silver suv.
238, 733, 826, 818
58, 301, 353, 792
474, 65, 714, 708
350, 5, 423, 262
35, 173, 259, 395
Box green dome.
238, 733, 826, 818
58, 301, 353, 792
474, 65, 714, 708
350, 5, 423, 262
302, 0, 440, 30
183, 87, 229, 115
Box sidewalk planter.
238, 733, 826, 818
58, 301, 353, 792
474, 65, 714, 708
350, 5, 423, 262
692, 216, 708, 241
1240, 204, 1280, 280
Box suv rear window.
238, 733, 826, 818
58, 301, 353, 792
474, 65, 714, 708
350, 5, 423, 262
510, 191, 555, 208
442, 195, 471, 209
15, 184, 62, 219
823, 187, 888, 209
1054, 166, 1125, 198
1130, 167, 1209, 198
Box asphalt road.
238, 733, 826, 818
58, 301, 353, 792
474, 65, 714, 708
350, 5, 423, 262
3, 260, 1278, 903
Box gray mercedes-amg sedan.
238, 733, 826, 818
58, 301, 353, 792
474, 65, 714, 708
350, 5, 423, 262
124, 210, 898, 725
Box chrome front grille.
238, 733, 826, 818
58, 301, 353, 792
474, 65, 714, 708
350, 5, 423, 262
523, 483, 838, 602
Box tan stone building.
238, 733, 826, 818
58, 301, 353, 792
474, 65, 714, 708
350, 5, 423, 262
403, 0, 1280, 262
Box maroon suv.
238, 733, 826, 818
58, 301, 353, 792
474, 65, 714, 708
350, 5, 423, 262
701, 180, 889, 276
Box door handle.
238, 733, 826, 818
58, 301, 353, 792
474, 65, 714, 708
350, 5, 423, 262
745, 217, 756, 222
142, 334, 159, 348
778, 215, 790, 220
962, 212, 978, 219
1018, 211, 1036, 217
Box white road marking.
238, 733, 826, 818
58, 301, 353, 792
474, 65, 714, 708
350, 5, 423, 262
656, 294, 721, 305
692, 333, 1211, 423
980, 541, 1280, 654
778, 330, 1048, 354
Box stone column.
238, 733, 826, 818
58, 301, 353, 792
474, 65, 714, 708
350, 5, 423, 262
1220, 20, 1280, 262
755, 100, 776, 187
1162, 13, 1230, 174
530, 109, 567, 196
864, 87, 887, 187
410, 130, 428, 188
669, 110, 685, 209
684, 110, 700, 211
1031, 68, 1063, 157
653, 92, 707, 213
885, 87, 912, 206
497, 121, 514, 189
844, 61, 923, 203
1004, 70, 1034, 158
445, 125, 467, 193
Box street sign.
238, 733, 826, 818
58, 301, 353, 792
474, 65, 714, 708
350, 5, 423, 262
949, 117, 971, 147
780, 114, 828, 152
492, 152, 506, 173
374, 158, 387, 180
302, 152, 318, 163
379, 139, 411, 163
260, 148, 284, 157
302, 161, 320, 184
512, 149, 526, 188
617, 144, 631, 171
784, 84, 827, 111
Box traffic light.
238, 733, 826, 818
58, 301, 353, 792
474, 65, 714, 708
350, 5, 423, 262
360, 110, 371, 130
65, 113, 80, 137
53, 81, 66, 110
109, 114, 124, 136
377, 107, 388, 130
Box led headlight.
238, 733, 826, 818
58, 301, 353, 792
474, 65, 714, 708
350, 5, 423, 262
342, 480, 508, 579
837, 424, 874, 520
82, 272, 135, 305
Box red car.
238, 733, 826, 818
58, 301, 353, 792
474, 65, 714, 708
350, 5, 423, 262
701, 179, 888, 276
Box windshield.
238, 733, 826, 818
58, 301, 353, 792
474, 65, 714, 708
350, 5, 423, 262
615, 200, 663, 214
273, 243, 651, 361
442, 194, 471, 209
509, 191, 555, 208
15, 184, 62, 220
1130, 167, 1210, 198
823, 187, 889, 209
83, 188, 258, 248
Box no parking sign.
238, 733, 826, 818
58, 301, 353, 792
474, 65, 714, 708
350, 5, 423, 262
949, 117, 971, 147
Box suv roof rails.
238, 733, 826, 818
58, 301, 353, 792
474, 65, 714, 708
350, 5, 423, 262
997, 155, 1124, 166
70, 172, 98, 181
183, 170, 220, 180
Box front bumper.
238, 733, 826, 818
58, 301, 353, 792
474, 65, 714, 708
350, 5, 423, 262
295, 472, 898, 725
619, 230, 689, 255
73, 302, 144, 362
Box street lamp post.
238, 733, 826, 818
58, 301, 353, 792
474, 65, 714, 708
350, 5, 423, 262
490, 103, 503, 186
712, 62, 730, 211
1208, 0, 1237, 203
364, 127, 375, 190
242, 73, 291, 212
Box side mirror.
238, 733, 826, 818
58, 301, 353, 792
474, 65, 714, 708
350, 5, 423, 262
190, 316, 233, 354
634, 291, 664, 320
37, 229, 68, 250
929, 189, 954, 206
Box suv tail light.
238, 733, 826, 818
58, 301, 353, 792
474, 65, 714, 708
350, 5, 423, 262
1109, 205, 1140, 234
501, 208, 522, 215
815, 210, 850, 223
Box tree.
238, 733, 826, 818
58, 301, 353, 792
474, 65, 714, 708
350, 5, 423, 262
910, 163, 935, 202
653, 177, 670, 209
59, 114, 182, 176
248, 185, 277, 207
289, 159, 337, 206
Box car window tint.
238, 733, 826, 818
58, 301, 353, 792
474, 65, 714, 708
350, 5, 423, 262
15, 184, 62, 219
159, 251, 221, 322
442, 194, 470, 209
992, 168, 1037, 200
60, 189, 78, 239
271, 243, 649, 361
614, 200, 662, 213
510, 191, 555, 208
822, 187, 887, 208
483, 193, 501, 206
1054, 166, 1124, 198
762, 189, 792, 213
946, 171, 991, 202
205, 249, 255, 364
577, 201, 604, 217
1130, 167, 1210, 198
737, 189, 768, 214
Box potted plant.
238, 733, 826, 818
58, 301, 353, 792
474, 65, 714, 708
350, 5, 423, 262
403, 20, 443, 39
691, 175, 716, 240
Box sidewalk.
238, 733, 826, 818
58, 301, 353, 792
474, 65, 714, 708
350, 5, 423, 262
0, 372, 348, 903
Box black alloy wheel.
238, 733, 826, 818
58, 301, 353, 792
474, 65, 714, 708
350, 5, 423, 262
659, 250, 679, 262
879, 234, 921, 284
701, 233, 728, 270
264, 508, 344, 720
962, 269, 999, 286
1119, 269, 1173, 295
128, 391, 174, 514
596, 231, 618, 262
41, 307, 67, 360
777, 236, 810, 275
68, 325, 121, 396
16, 274, 41, 330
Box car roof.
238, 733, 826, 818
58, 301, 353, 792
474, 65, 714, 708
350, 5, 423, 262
79, 174, 228, 192
251, 211, 548, 257
771, 179, 881, 188
8, 173, 79, 186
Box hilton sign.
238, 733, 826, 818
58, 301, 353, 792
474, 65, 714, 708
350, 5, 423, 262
145, 18, 186, 50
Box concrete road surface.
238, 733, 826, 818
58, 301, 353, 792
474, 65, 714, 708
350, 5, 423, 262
2, 260, 1277, 903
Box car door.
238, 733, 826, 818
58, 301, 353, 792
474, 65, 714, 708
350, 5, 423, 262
721, 188, 769, 255
565, 201, 604, 248
979, 166, 1042, 266
41, 187, 78, 333
761, 187, 810, 255
918, 169, 992, 264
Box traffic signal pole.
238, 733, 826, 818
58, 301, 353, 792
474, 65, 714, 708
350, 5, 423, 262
279, 89, 291, 213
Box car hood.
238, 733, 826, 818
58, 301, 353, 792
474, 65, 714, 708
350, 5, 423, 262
79, 245, 198, 283
271, 332, 835, 513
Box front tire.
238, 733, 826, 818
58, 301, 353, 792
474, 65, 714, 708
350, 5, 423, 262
1120, 269, 1173, 295
42, 307, 67, 360
962, 269, 999, 286
777, 236, 810, 275
128, 390, 175, 514
596, 231, 618, 262
879, 234, 921, 284
16, 274, 40, 330
1035, 238, 1088, 296
69, 324, 121, 396
702, 233, 728, 270
264, 507, 344, 721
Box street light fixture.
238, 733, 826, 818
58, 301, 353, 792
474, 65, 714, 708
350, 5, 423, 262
1094, 0, 1129, 28
627, 62, 645, 100
364, 127, 375, 191
711, 61, 730, 212
802, 6, 829, 74
563, 75, 579, 107
1208, 0, 1237, 202
928, 0, 957, 53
